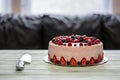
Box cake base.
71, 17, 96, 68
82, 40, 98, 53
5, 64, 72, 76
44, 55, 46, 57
43, 55, 108, 67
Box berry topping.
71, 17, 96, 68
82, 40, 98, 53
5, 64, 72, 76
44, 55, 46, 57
66, 37, 72, 42
97, 54, 101, 63
83, 37, 88, 41
58, 40, 63, 45
52, 55, 57, 64
52, 35, 101, 46
70, 57, 77, 66
73, 39, 79, 43
63, 43, 66, 46
48, 53, 51, 60
96, 39, 100, 44
79, 42, 83, 46
79, 37, 83, 42
88, 41, 92, 46
60, 56, 66, 66
74, 44, 77, 46
90, 57, 94, 65
81, 58, 87, 66
68, 42, 72, 46
94, 40, 98, 44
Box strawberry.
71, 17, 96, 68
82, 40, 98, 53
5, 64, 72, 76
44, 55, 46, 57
79, 42, 83, 46
83, 37, 88, 41
66, 37, 72, 42
94, 40, 98, 44
90, 57, 94, 65
102, 52, 104, 58
68, 42, 72, 46
48, 53, 51, 60
88, 41, 92, 46
97, 54, 101, 63
81, 58, 87, 66
52, 55, 57, 64
73, 39, 79, 43
70, 57, 77, 66
58, 39, 63, 45
96, 39, 100, 43
60, 56, 66, 66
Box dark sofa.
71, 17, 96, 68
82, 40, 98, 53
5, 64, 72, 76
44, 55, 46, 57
0, 14, 120, 49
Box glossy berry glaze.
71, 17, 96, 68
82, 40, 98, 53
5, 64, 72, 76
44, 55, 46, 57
48, 35, 104, 66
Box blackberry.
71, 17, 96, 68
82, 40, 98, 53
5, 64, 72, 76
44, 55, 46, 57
79, 37, 83, 42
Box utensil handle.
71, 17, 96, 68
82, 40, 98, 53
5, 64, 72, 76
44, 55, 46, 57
16, 60, 25, 71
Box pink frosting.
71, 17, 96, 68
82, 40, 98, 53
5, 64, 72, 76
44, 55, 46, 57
48, 41, 103, 61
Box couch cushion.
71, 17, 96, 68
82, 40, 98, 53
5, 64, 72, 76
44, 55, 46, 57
102, 15, 120, 49
41, 14, 102, 49
0, 15, 6, 48
1, 14, 42, 49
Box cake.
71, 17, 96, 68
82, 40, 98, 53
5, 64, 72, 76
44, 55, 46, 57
48, 35, 104, 66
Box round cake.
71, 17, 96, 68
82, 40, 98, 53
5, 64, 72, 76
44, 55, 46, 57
48, 35, 104, 66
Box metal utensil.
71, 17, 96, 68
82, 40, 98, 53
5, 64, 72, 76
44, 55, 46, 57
16, 54, 32, 71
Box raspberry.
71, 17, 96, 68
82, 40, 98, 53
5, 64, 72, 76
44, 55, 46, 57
83, 37, 88, 41
88, 41, 92, 46
96, 39, 100, 43
68, 42, 72, 46
58, 40, 63, 45
66, 37, 72, 42
79, 42, 83, 46
73, 39, 79, 43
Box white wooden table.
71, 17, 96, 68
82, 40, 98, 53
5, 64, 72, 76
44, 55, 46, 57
0, 50, 120, 80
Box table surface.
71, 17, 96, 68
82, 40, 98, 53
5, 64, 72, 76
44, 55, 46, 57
0, 50, 120, 80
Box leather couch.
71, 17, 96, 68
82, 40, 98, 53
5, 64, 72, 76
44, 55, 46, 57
0, 14, 120, 50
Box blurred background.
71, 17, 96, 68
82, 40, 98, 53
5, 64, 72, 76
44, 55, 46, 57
0, 0, 119, 15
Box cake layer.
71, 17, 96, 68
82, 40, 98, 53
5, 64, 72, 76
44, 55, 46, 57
48, 41, 103, 60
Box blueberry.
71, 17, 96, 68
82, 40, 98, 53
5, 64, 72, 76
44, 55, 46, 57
63, 44, 66, 46
74, 44, 77, 46
83, 40, 88, 43
62, 39, 67, 43
79, 37, 83, 42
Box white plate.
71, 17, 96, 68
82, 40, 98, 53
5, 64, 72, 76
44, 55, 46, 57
43, 55, 108, 66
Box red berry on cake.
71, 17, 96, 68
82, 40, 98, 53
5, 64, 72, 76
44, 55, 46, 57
70, 57, 77, 66
68, 42, 72, 46
52, 55, 57, 64
58, 39, 63, 45
88, 41, 92, 46
79, 42, 83, 46
60, 56, 66, 66
81, 58, 87, 66
97, 54, 101, 63
48, 53, 51, 60
96, 39, 100, 44
102, 52, 104, 58
66, 37, 72, 42
73, 39, 79, 43
94, 40, 98, 44
83, 36, 88, 41
90, 57, 95, 65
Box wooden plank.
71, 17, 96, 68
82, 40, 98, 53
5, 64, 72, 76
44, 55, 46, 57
0, 50, 120, 80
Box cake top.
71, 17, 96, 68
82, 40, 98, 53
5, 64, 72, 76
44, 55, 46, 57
52, 35, 101, 46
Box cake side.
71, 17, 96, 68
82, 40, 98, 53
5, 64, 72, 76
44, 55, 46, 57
48, 35, 104, 66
